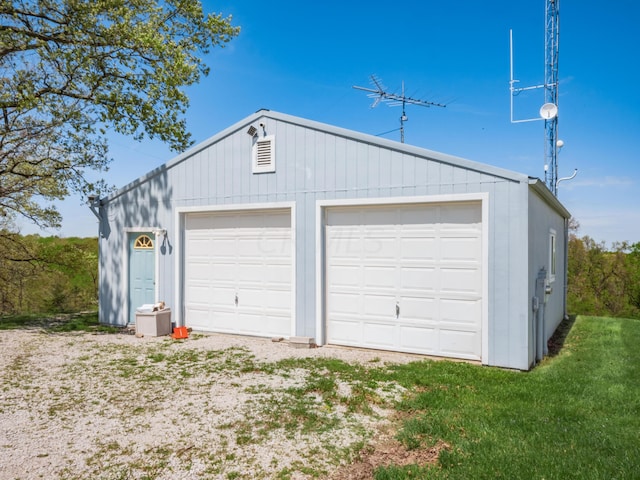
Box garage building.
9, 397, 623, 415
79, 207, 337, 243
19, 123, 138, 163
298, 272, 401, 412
95, 110, 569, 370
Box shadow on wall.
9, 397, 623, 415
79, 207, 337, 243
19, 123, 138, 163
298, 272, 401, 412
99, 166, 174, 326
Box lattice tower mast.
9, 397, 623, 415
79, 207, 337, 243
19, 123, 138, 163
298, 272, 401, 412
544, 0, 560, 195
510, 0, 562, 195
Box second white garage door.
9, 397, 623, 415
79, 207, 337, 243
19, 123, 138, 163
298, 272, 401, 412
325, 202, 483, 360
184, 209, 292, 337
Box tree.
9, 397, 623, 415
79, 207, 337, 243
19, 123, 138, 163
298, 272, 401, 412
626, 242, 640, 311
567, 219, 640, 319
0, 231, 100, 315
0, 0, 238, 228
0, 223, 41, 313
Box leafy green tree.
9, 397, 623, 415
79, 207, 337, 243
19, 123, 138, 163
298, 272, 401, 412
567, 219, 639, 319
0, 224, 43, 313
0, 231, 99, 315
0, 0, 238, 228
625, 242, 640, 312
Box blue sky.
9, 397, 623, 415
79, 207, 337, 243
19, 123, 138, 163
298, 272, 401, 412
22, 0, 640, 246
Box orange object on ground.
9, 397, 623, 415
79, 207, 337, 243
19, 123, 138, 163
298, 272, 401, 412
172, 326, 189, 339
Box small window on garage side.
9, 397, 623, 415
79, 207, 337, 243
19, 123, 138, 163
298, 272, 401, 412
549, 229, 557, 282
252, 135, 275, 173
134, 234, 154, 249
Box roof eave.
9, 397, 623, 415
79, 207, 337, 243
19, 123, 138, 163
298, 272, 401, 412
528, 177, 572, 218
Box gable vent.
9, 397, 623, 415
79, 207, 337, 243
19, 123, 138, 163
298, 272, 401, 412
252, 135, 275, 173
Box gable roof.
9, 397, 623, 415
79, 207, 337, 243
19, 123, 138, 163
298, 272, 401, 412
103, 109, 536, 203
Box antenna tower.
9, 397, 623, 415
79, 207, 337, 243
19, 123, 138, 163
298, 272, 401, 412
510, 0, 561, 195
544, 0, 560, 195
353, 75, 445, 143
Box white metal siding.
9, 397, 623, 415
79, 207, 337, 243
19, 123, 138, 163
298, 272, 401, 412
98, 111, 546, 370
325, 202, 482, 359
184, 209, 292, 337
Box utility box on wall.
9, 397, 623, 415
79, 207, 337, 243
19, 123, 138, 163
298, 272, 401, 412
135, 308, 172, 337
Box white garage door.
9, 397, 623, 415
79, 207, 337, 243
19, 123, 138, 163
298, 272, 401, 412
325, 202, 482, 360
184, 209, 292, 337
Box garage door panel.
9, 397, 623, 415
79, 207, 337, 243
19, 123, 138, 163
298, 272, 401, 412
236, 311, 289, 332
236, 263, 263, 283
326, 202, 482, 360
363, 293, 395, 317
439, 298, 481, 326
236, 288, 266, 308
400, 267, 437, 291
238, 236, 286, 257
210, 287, 235, 307
362, 322, 396, 347
242, 236, 291, 256
262, 264, 292, 285
236, 288, 290, 310
210, 311, 238, 332
266, 291, 291, 310
187, 284, 213, 304
440, 268, 482, 294
400, 237, 437, 260
441, 237, 481, 262
363, 266, 396, 289
328, 319, 361, 343
186, 236, 211, 255
184, 209, 292, 338
208, 264, 236, 282
362, 237, 396, 258
399, 296, 436, 320
262, 315, 292, 337
210, 238, 237, 256
329, 240, 361, 257
187, 262, 211, 282
185, 308, 212, 330
329, 265, 360, 287
399, 326, 438, 351
439, 330, 480, 358
328, 292, 360, 315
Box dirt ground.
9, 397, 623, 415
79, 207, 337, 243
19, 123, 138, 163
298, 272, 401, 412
0, 327, 443, 479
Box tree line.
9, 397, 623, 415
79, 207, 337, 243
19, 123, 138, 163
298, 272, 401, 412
0, 231, 98, 315
567, 223, 640, 319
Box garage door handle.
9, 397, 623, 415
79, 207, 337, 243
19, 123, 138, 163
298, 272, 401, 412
395, 303, 400, 319
235, 294, 238, 307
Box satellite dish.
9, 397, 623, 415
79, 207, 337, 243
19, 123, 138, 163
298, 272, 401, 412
539, 103, 558, 120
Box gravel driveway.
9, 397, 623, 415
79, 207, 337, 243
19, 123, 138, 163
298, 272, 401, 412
0, 328, 427, 479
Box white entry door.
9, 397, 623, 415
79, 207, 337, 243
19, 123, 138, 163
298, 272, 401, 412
184, 209, 292, 338
325, 202, 483, 360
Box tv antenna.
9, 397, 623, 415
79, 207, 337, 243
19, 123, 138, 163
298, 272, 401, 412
353, 75, 445, 143
510, 0, 568, 196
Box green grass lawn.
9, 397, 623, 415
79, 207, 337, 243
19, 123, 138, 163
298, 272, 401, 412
0, 311, 116, 333
378, 315, 640, 479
